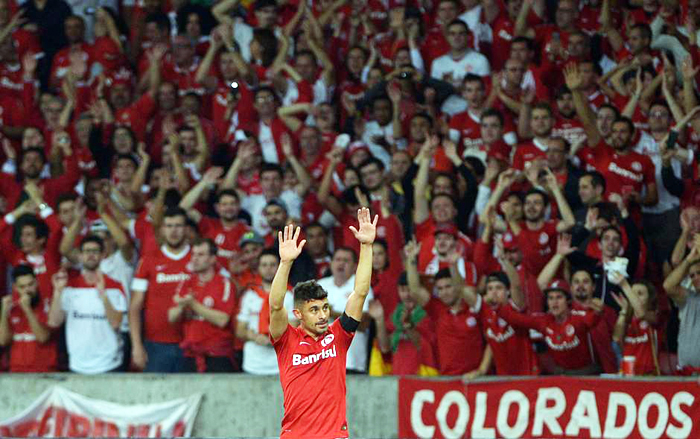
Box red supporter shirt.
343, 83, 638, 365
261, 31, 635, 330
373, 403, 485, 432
115, 93, 157, 142
498, 307, 600, 370
424, 297, 484, 375
131, 245, 192, 344
622, 316, 658, 375
552, 116, 586, 146
129, 213, 160, 256
474, 296, 539, 375
573, 301, 619, 374
198, 217, 250, 269
514, 220, 558, 276
414, 218, 474, 262
512, 138, 548, 171
593, 144, 655, 198
180, 272, 237, 358
6, 296, 57, 372
273, 320, 354, 439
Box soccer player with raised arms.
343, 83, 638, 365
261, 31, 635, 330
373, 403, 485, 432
269, 207, 377, 439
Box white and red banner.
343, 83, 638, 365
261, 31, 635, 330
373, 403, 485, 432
0, 386, 202, 437
399, 377, 699, 439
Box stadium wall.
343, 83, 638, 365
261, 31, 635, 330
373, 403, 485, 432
0, 374, 399, 437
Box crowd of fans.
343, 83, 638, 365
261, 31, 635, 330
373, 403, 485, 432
0, 0, 699, 378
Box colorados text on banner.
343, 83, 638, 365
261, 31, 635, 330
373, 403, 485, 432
0, 386, 203, 438
398, 376, 699, 439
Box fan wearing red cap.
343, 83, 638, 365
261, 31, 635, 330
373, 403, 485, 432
417, 223, 478, 286
403, 239, 486, 376
496, 278, 604, 374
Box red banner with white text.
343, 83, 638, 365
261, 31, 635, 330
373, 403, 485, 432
399, 377, 699, 439
0, 386, 202, 437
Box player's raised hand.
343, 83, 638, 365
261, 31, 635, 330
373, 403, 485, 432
278, 224, 306, 263
349, 207, 378, 245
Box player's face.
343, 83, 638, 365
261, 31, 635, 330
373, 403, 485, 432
191, 243, 216, 273
433, 176, 454, 197
504, 59, 525, 85
546, 139, 568, 170
571, 271, 594, 302
648, 105, 672, 132
601, 230, 622, 258
547, 290, 569, 319
58, 200, 76, 226
484, 280, 508, 306
409, 117, 430, 143
391, 151, 412, 179
531, 109, 553, 138
20, 151, 44, 179
436, 278, 459, 307
241, 243, 263, 268
556, 93, 575, 118
215, 194, 240, 221
597, 108, 616, 137
434, 233, 456, 256
257, 254, 279, 283
81, 242, 103, 270
578, 176, 598, 205
372, 243, 387, 271
447, 23, 468, 50
523, 193, 545, 222
296, 299, 331, 335
162, 215, 186, 248
504, 247, 523, 267
14, 274, 38, 298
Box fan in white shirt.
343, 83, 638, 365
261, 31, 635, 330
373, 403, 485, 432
430, 19, 490, 88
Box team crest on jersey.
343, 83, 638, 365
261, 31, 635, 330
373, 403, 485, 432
631, 161, 642, 172
215, 234, 225, 245
539, 232, 549, 245
321, 334, 335, 347
566, 324, 575, 336
466, 316, 477, 327
203, 296, 214, 307
640, 320, 649, 330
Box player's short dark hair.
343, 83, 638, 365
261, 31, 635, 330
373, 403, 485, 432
463, 73, 483, 86
593, 201, 620, 223
411, 112, 434, 127
429, 193, 457, 209
571, 267, 595, 283
114, 153, 138, 168
12, 264, 35, 282
163, 206, 188, 222
216, 189, 240, 203
511, 36, 535, 51
333, 246, 358, 263
525, 188, 550, 206
600, 225, 622, 240
582, 170, 606, 193
435, 268, 452, 281
631, 23, 652, 41
599, 103, 620, 118
193, 237, 217, 255
447, 19, 469, 34
293, 280, 328, 307
80, 234, 105, 252
20, 147, 46, 166
14, 215, 49, 247
485, 271, 510, 289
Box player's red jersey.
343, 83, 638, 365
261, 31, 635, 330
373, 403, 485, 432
129, 213, 160, 256
474, 297, 539, 375
514, 220, 558, 276
6, 296, 57, 372
498, 306, 600, 370
199, 217, 250, 268
131, 245, 192, 344
621, 316, 659, 375
425, 297, 484, 375
273, 319, 354, 439
180, 272, 237, 358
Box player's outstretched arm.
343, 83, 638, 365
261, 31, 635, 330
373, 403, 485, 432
345, 207, 378, 321
269, 224, 306, 341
